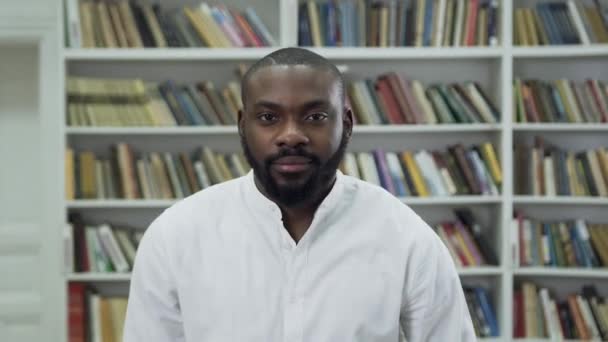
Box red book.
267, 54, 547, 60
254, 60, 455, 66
517, 212, 526, 267
513, 290, 524, 337
587, 79, 608, 122
397, 72, 426, 123
442, 223, 469, 266
68, 283, 86, 342
231, 10, 264, 47
385, 73, 416, 124
375, 78, 405, 124
465, 0, 479, 46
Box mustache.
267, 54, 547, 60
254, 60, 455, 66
265, 148, 321, 165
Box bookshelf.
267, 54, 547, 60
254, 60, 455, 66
37, 0, 608, 341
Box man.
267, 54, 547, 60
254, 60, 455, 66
124, 47, 476, 341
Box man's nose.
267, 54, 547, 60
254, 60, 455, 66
275, 119, 310, 148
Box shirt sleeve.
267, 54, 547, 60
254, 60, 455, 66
123, 214, 185, 342
399, 221, 477, 342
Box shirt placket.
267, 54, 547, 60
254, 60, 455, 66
279, 229, 304, 342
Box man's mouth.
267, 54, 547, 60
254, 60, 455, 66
271, 156, 313, 173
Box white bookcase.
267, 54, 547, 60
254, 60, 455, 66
52, 0, 608, 341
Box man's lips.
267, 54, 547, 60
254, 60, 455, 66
271, 156, 312, 173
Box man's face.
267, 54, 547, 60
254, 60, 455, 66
239, 65, 352, 207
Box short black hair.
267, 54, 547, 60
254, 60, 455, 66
241, 47, 344, 108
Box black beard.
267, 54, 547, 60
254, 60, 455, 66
241, 130, 349, 208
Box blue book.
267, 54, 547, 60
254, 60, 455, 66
348, 1, 357, 46
474, 287, 499, 337
298, 3, 312, 46
536, 4, 557, 45
372, 150, 396, 195
549, 83, 567, 122
338, 1, 349, 46
400, 0, 409, 46
178, 89, 206, 125
422, 0, 434, 46
326, 1, 337, 46
569, 223, 585, 266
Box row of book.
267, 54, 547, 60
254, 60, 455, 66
514, 138, 608, 197
514, 78, 608, 123
65, 141, 501, 200
339, 143, 502, 197
512, 215, 608, 268
514, 1, 608, 46
68, 283, 127, 342
513, 282, 608, 340
67, 76, 242, 127
348, 75, 499, 125
66, 214, 143, 273
66, 74, 500, 127
298, 0, 499, 47
464, 286, 499, 337
65, 145, 251, 200
433, 208, 498, 267
64, 0, 275, 48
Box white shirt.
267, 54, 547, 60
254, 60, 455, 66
123, 170, 476, 342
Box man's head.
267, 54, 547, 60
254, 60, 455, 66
238, 47, 353, 208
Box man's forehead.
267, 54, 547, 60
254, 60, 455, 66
247, 65, 338, 89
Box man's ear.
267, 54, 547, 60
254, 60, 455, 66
343, 106, 354, 140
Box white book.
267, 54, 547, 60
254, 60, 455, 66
587, 150, 608, 196
89, 294, 102, 342
343, 153, 360, 178
453, 0, 466, 46
549, 299, 564, 340
230, 154, 247, 177
357, 153, 380, 186
114, 229, 137, 267
434, 0, 447, 46
539, 288, 559, 339
64, 223, 74, 273
567, 0, 591, 44
543, 156, 556, 196
466, 83, 497, 123
414, 150, 447, 196
511, 218, 520, 267
411, 80, 437, 124
98, 224, 130, 272
577, 295, 602, 339
386, 152, 407, 194
523, 219, 532, 266
65, 0, 81, 48
357, 82, 382, 125
388, 0, 397, 46
85, 225, 104, 272
541, 233, 551, 265
143, 156, 161, 199
194, 161, 211, 189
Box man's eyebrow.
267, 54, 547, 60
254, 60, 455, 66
253, 100, 283, 110
252, 99, 332, 111
300, 99, 331, 111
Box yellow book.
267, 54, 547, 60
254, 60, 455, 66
481, 142, 502, 186
588, 225, 608, 266
99, 297, 116, 342
307, 1, 323, 47
198, 3, 232, 47
597, 148, 608, 188
347, 83, 370, 125
65, 148, 75, 200
108, 298, 128, 342
117, 1, 143, 47
453, 229, 477, 265
79, 151, 97, 199
215, 155, 233, 181
97, 2, 118, 48
401, 151, 429, 197
415, 0, 426, 46
379, 5, 388, 47
532, 10, 549, 45
514, 9, 529, 46
523, 8, 539, 46
183, 7, 217, 47
555, 80, 579, 123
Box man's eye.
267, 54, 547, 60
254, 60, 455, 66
257, 113, 277, 122
306, 112, 328, 121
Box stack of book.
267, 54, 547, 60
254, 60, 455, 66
66, 76, 242, 127
298, 0, 500, 47
65, 145, 250, 200
434, 208, 498, 267
348, 74, 499, 124
514, 0, 608, 45
464, 286, 500, 337
65, 214, 142, 273
514, 78, 608, 123
514, 137, 608, 197
64, 0, 276, 48
340, 142, 502, 197
513, 282, 608, 340
68, 283, 127, 342
512, 214, 608, 268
